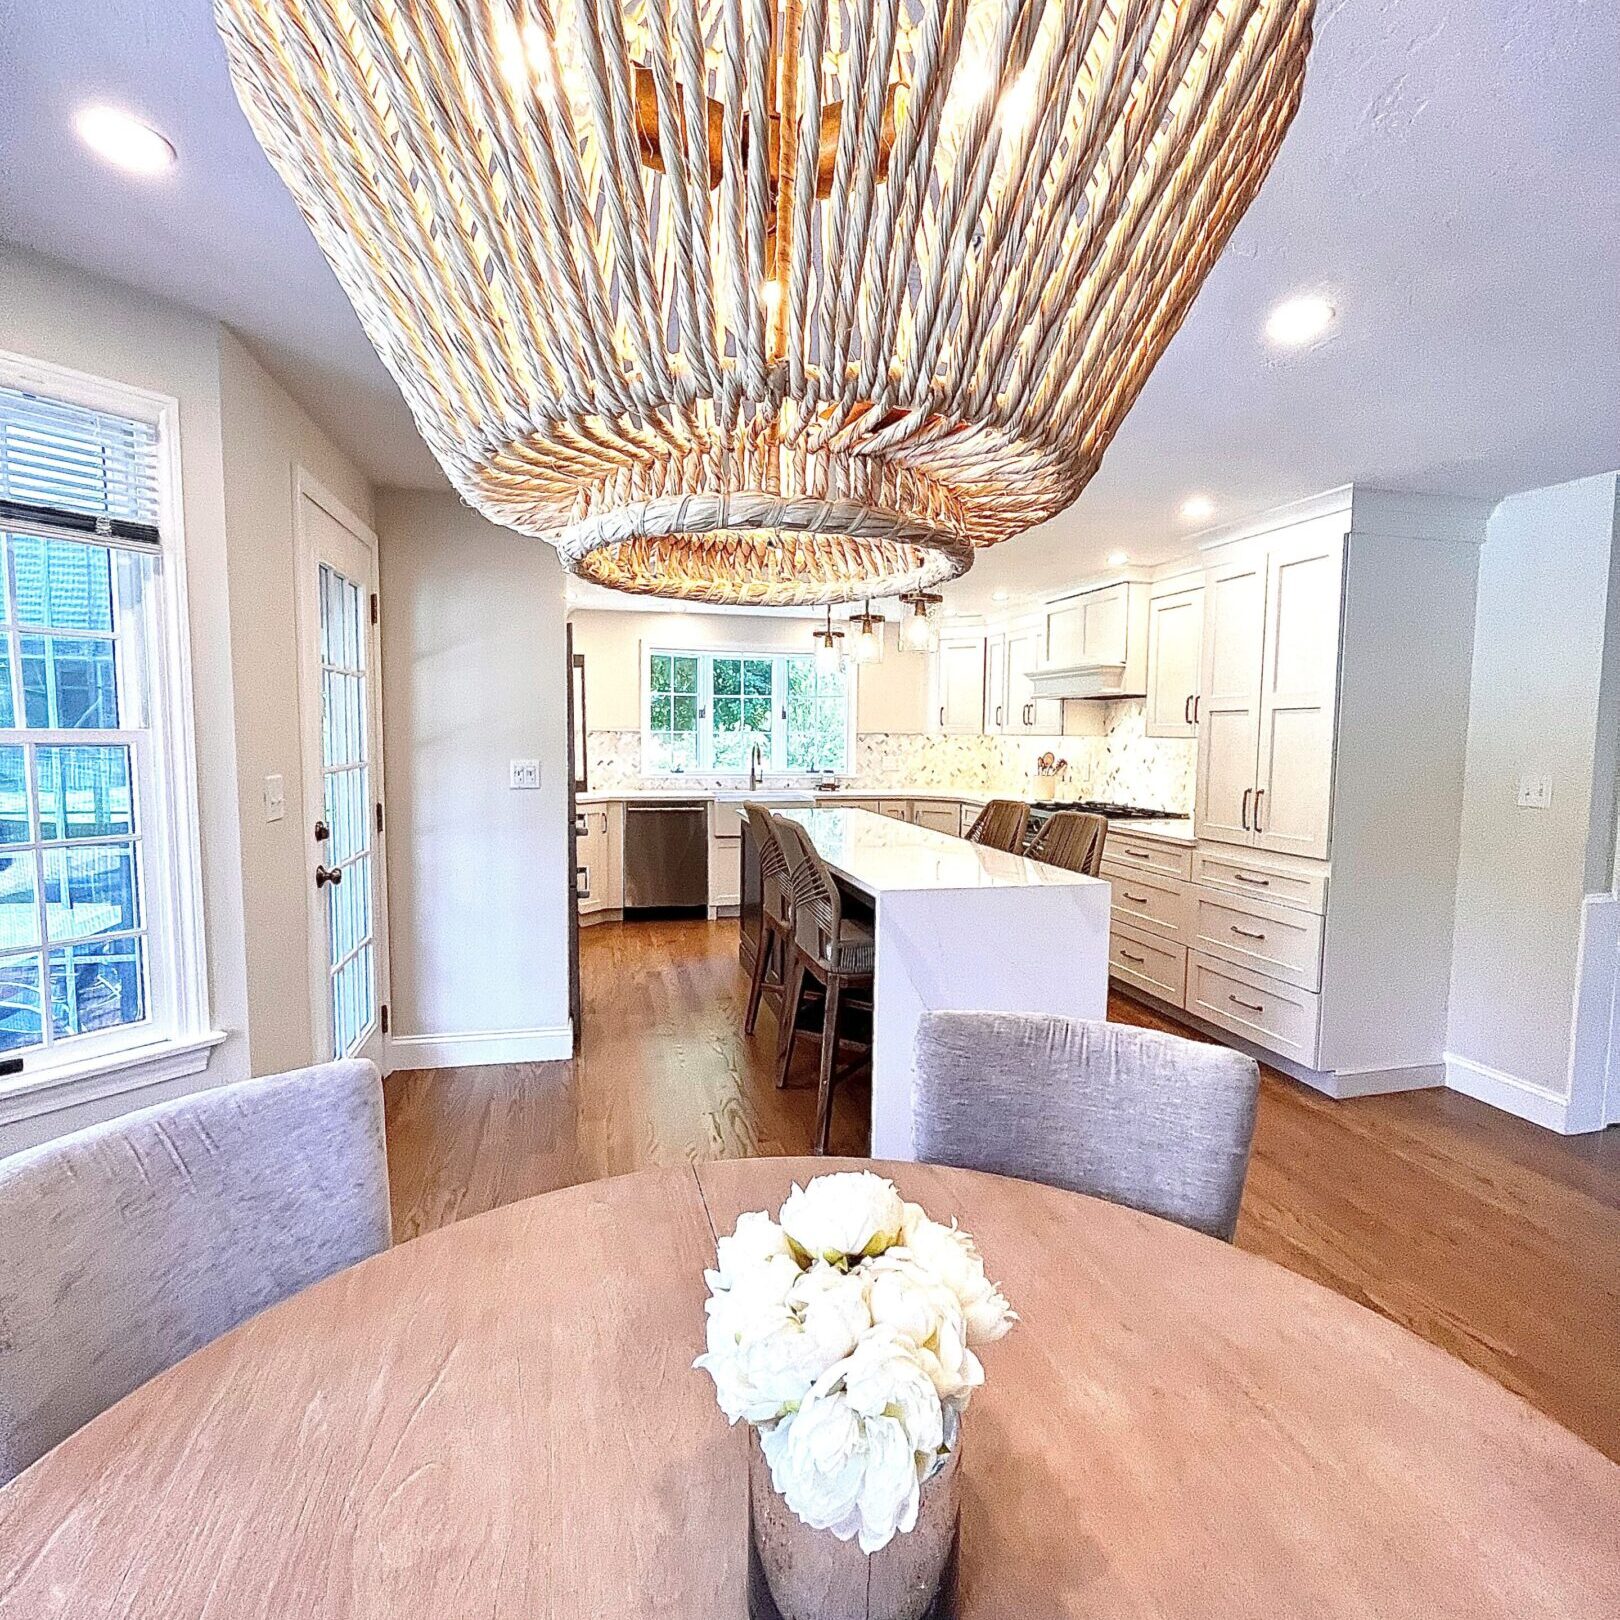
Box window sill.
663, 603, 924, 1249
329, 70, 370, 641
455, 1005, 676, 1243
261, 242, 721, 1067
0, 1030, 228, 1128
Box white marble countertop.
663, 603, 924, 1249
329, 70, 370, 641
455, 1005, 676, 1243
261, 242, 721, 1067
781, 807, 1099, 895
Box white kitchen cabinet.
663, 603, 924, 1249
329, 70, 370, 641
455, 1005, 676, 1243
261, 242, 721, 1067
575, 803, 621, 917
934, 634, 987, 734
1193, 550, 1268, 847
1144, 580, 1203, 739
910, 800, 962, 837
1252, 531, 1343, 859
983, 633, 1007, 733
1194, 532, 1342, 860
1004, 625, 1062, 734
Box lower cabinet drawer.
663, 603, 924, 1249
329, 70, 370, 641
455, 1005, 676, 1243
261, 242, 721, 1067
1109, 923, 1187, 1007
1187, 952, 1321, 1067
1191, 887, 1323, 991
878, 800, 911, 821
1103, 868, 1188, 944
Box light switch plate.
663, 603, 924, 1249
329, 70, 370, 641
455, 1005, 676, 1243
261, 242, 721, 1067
509, 758, 541, 790
263, 773, 286, 822
1516, 773, 1552, 809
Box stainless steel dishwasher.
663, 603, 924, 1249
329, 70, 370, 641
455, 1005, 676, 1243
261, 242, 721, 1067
623, 801, 709, 911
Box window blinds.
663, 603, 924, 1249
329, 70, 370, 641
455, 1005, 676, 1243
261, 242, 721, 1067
0, 385, 163, 548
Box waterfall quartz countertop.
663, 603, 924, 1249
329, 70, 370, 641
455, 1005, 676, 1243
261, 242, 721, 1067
776, 807, 1111, 1157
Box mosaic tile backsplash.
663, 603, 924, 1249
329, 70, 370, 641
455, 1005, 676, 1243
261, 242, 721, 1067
586, 699, 1194, 813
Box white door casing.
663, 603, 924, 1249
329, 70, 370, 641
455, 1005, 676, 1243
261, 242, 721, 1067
294, 474, 389, 1066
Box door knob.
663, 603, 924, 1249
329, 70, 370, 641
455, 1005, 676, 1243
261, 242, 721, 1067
316, 864, 343, 889
313, 820, 331, 842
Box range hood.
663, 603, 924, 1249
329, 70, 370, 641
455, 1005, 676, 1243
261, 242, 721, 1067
1026, 659, 1143, 700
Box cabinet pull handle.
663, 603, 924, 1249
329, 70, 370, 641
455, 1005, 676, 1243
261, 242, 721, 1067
1233, 873, 1271, 886
995, 705, 1003, 726
1240, 787, 1253, 830
1123, 891, 1151, 904
1228, 994, 1265, 1013
1253, 788, 1266, 833
1193, 695, 1200, 724
1123, 849, 1151, 861
1184, 694, 1193, 725
1230, 925, 1266, 941
1119, 950, 1146, 965
939, 706, 945, 728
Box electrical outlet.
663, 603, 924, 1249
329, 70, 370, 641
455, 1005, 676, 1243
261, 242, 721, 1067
263, 773, 286, 822
509, 758, 541, 790
1516, 773, 1552, 809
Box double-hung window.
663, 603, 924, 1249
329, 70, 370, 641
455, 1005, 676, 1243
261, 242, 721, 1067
0, 366, 208, 1086
644, 648, 853, 775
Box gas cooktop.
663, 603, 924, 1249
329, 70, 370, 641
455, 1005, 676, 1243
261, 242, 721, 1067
1029, 799, 1187, 822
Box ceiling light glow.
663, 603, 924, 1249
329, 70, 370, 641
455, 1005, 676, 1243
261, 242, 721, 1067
1105, 550, 1129, 567
74, 105, 176, 176
1265, 293, 1335, 346
1180, 495, 1215, 522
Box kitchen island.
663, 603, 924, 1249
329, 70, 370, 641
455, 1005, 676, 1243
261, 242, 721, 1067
744, 807, 1110, 1157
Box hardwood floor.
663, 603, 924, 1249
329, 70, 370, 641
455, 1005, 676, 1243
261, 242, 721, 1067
385, 917, 1620, 1462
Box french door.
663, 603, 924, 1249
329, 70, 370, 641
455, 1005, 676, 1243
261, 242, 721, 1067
296, 479, 387, 1065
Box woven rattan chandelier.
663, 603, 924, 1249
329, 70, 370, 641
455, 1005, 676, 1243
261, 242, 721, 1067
217, 0, 1312, 604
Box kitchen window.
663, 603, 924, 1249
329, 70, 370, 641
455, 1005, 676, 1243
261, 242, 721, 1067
644, 648, 853, 776
0, 361, 212, 1099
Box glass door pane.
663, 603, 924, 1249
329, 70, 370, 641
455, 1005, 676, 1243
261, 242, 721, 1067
317, 561, 375, 1057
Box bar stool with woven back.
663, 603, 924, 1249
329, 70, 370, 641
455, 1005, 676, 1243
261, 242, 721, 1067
772, 815, 875, 1154
1027, 810, 1108, 875
742, 803, 796, 1036
966, 799, 1031, 853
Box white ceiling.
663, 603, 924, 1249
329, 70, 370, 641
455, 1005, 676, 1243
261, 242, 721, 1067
3, 0, 1617, 613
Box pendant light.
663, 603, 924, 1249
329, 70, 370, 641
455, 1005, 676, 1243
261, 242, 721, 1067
813, 605, 845, 673
218, 0, 1313, 605
898, 590, 941, 653
850, 601, 883, 664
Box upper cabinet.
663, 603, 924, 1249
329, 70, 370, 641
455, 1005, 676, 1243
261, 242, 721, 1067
934, 632, 988, 734
983, 632, 1008, 733
1144, 577, 1204, 739
1003, 623, 1063, 734
1194, 530, 1343, 859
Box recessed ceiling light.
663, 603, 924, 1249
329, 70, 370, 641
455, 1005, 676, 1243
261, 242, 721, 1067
75, 105, 177, 176
1180, 495, 1215, 522
1105, 550, 1129, 567
1265, 293, 1335, 346
991, 588, 1010, 603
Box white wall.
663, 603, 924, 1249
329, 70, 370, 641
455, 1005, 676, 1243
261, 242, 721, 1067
1446, 472, 1620, 1130
218, 329, 377, 1077
569, 607, 931, 734
377, 491, 573, 1065
0, 245, 251, 1150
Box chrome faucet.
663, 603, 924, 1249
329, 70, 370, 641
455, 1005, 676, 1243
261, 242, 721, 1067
749, 742, 762, 791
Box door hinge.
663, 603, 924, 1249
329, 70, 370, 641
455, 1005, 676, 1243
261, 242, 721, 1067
369, 591, 379, 625
380, 1003, 390, 1035
375, 800, 384, 835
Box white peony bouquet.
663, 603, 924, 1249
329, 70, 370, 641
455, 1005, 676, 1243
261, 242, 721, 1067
695, 1171, 1015, 1553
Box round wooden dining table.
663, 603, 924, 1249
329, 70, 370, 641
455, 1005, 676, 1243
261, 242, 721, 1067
2, 1156, 1616, 1617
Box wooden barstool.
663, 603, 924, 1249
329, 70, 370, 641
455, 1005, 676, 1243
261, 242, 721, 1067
742, 802, 794, 1036
774, 817, 875, 1154
966, 799, 1031, 852
1027, 810, 1108, 875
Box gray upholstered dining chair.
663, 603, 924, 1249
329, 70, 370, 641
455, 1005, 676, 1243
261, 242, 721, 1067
0, 1058, 390, 1485
965, 799, 1030, 853
914, 1011, 1260, 1240
1027, 809, 1108, 875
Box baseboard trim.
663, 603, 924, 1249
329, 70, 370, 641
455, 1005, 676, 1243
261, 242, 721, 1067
386, 1024, 574, 1072
1443, 1053, 1586, 1133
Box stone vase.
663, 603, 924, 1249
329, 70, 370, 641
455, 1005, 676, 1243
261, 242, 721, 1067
746, 1432, 961, 1620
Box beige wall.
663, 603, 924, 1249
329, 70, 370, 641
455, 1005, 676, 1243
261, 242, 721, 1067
1447, 472, 1620, 1109
569, 607, 930, 734
218, 330, 375, 1076
378, 492, 572, 1055
0, 245, 252, 1149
